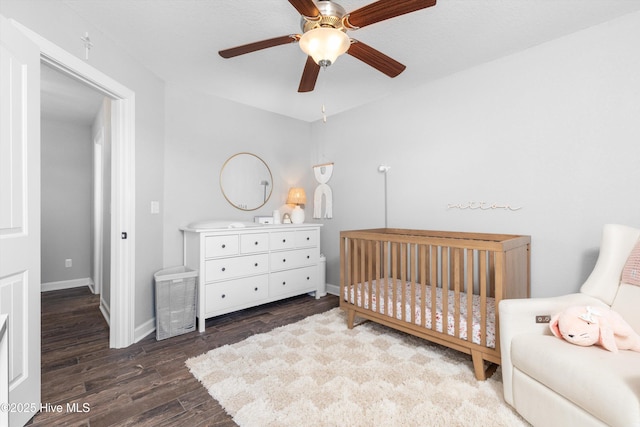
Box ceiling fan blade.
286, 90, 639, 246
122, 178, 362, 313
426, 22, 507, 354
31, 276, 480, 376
288, 0, 321, 19
347, 40, 406, 78
298, 56, 321, 92
345, 0, 436, 29
219, 35, 299, 58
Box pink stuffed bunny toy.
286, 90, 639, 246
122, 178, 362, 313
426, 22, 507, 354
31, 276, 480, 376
549, 305, 640, 353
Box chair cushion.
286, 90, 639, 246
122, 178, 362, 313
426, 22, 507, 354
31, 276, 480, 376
611, 284, 640, 334
622, 239, 640, 286
511, 334, 640, 427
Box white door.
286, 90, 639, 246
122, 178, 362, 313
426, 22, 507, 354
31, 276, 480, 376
0, 15, 42, 427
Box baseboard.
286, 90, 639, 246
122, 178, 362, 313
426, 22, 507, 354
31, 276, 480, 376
41, 277, 93, 293
100, 297, 110, 326
135, 318, 156, 343
327, 283, 339, 296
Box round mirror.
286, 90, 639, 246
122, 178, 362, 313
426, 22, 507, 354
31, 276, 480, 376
220, 153, 273, 211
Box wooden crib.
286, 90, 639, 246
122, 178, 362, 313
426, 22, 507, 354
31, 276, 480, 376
340, 228, 531, 380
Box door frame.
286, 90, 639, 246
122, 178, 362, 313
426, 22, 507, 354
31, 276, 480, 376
92, 128, 104, 296
12, 20, 136, 348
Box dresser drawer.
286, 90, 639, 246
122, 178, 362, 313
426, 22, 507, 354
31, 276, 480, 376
240, 233, 268, 254
205, 235, 238, 258
204, 253, 268, 282
270, 266, 317, 297
205, 275, 268, 315
269, 231, 296, 251
270, 248, 318, 271
295, 229, 318, 248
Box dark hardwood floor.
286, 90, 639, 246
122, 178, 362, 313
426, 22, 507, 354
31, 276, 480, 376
30, 287, 339, 426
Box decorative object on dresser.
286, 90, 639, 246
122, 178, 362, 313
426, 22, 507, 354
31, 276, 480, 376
340, 228, 531, 380
287, 187, 307, 224
183, 222, 323, 332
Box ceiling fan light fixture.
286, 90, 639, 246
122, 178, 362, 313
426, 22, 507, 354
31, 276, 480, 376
299, 27, 350, 66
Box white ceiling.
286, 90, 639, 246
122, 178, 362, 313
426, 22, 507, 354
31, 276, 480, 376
51, 0, 640, 122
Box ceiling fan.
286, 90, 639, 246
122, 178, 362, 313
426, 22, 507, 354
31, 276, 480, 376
218, 0, 437, 93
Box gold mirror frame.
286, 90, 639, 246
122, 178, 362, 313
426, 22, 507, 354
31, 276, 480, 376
220, 152, 273, 211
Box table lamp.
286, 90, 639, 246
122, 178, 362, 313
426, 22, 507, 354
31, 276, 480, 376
287, 187, 307, 224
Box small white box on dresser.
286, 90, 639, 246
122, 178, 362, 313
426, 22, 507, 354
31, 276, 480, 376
182, 223, 323, 332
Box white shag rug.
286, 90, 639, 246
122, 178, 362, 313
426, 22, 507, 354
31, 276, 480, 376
186, 308, 529, 427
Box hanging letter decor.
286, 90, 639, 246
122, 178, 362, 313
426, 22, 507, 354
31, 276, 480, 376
313, 162, 333, 219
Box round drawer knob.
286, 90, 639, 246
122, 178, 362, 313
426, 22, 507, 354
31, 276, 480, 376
221, 267, 226, 272
221, 244, 226, 248
221, 294, 226, 298
254, 287, 258, 291
306, 237, 310, 241
307, 255, 310, 259
254, 263, 258, 267
282, 239, 286, 243
282, 281, 286, 285
254, 241, 258, 245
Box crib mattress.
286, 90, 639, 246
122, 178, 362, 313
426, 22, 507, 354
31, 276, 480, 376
344, 279, 496, 348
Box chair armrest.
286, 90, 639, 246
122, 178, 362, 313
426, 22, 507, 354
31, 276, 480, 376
498, 293, 607, 405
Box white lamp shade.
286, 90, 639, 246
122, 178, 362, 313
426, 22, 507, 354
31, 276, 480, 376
299, 27, 350, 65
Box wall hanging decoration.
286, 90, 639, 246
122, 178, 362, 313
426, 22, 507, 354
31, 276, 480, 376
447, 201, 523, 211
313, 162, 334, 219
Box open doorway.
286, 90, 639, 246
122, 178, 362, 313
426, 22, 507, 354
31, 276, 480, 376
11, 19, 137, 349
40, 63, 112, 322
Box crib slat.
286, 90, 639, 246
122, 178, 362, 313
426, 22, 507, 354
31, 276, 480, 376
409, 244, 420, 324
453, 247, 461, 340
466, 248, 474, 344
430, 246, 437, 332
441, 246, 449, 336
391, 242, 398, 320
479, 249, 488, 347
488, 251, 496, 298
400, 243, 407, 323
375, 241, 381, 315
420, 245, 427, 328
363, 240, 373, 310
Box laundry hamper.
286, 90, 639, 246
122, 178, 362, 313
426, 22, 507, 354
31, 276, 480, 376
154, 266, 198, 340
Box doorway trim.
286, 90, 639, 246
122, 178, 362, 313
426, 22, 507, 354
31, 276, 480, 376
92, 128, 104, 296
12, 20, 136, 348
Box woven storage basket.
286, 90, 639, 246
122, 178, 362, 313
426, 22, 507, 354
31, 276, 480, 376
154, 266, 198, 340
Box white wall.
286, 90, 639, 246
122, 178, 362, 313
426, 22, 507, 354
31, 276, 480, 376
162, 85, 316, 267
312, 11, 640, 297
1, 0, 166, 328
41, 119, 92, 284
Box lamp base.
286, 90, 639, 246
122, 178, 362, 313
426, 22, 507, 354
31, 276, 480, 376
291, 206, 305, 224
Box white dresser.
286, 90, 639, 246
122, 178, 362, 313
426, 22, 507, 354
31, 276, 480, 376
182, 223, 323, 332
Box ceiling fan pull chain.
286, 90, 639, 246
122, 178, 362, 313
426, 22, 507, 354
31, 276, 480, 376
320, 63, 328, 123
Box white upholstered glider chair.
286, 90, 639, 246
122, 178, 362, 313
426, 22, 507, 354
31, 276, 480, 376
499, 223, 640, 427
